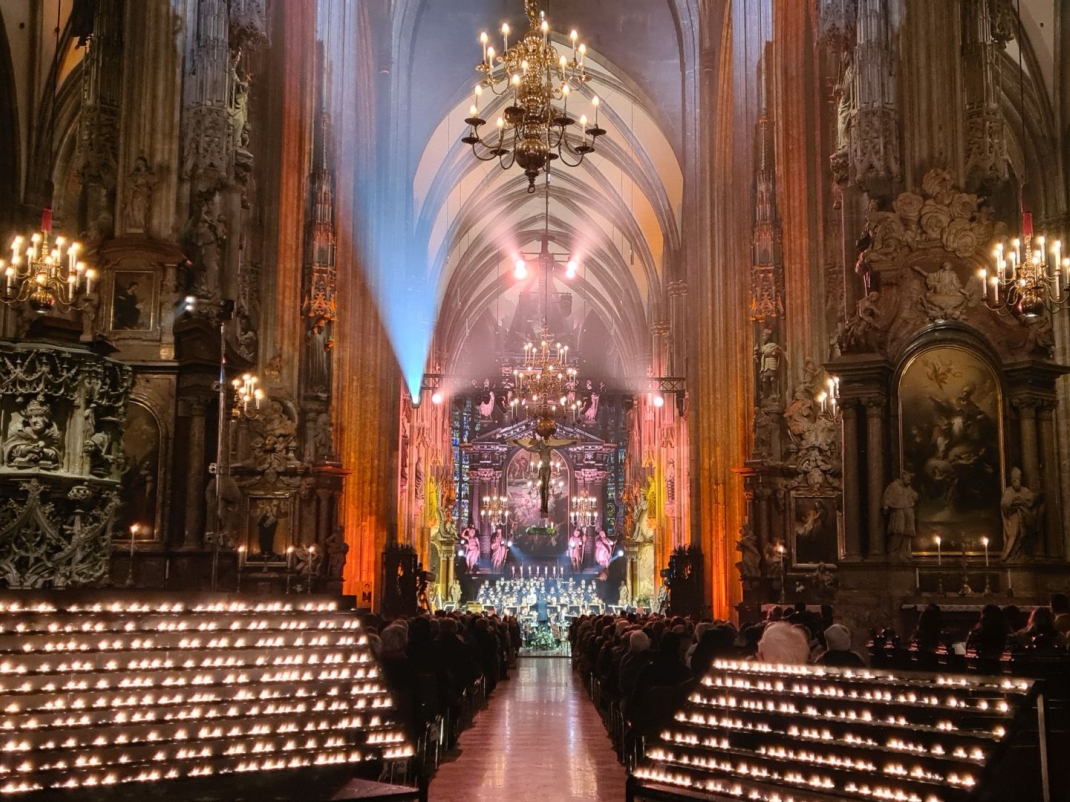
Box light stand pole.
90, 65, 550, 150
209, 310, 229, 592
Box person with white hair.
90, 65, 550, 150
816, 623, 865, 666
756, 621, 810, 664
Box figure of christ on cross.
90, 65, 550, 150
507, 435, 578, 516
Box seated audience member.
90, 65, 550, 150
618, 630, 653, 698
1052, 593, 1070, 635
690, 624, 737, 679
910, 603, 945, 669
816, 624, 865, 667
1014, 607, 1065, 649
965, 604, 1009, 662
757, 622, 810, 665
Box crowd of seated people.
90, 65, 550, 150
872, 593, 1069, 674
475, 577, 602, 612
570, 603, 867, 765
359, 610, 521, 780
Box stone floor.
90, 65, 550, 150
429, 658, 627, 802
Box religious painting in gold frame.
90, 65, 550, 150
242, 492, 294, 565
897, 345, 1004, 556
789, 492, 841, 568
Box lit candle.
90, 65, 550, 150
541, 19, 549, 43
286, 546, 294, 571
479, 31, 488, 65
238, 546, 246, 570
129, 525, 139, 560
580, 114, 588, 144
592, 95, 600, 127
501, 23, 510, 52
570, 29, 578, 61
935, 535, 941, 567
991, 276, 999, 305
981, 536, 989, 568
979, 268, 987, 299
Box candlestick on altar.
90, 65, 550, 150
935, 535, 942, 566
125, 525, 139, 587
307, 546, 316, 594
981, 536, 990, 567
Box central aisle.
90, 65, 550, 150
430, 658, 627, 801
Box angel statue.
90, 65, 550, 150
507, 434, 578, 516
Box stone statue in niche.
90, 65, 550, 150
784, 383, 816, 451
618, 580, 631, 608
79, 290, 100, 344
448, 579, 462, 605
735, 523, 762, 578
125, 155, 157, 233
1023, 315, 1055, 359
82, 379, 117, 478
228, 48, 252, 155
307, 411, 334, 461
840, 291, 883, 353
325, 526, 349, 580
4, 397, 63, 469
1000, 467, 1040, 561
914, 262, 970, 321
305, 317, 332, 395
882, 470, 919, 562
184, 194, 227, 299
754, 328, 784, 404
752, 406, 777, 457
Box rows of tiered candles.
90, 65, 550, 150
0, 597, 413, 795
633, 659, 1036, 802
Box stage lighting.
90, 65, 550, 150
615, 549, 624, 558
653, 394, 665, 408
514, 258, 528, 279
506, 541, 514, 548
431, 391, 443, 405
565, 259, 578, 279
183, 295, 197, 312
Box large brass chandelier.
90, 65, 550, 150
463, 0, 605, 192
2, 223, 96, 314
981, 223, 1068, 317
480, 493, 510, 528
571, 486, 597, 527
513, 329, 578, 438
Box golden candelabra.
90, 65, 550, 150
511, 328, 578, 438
462, 0, 605, 192
2, 224, 96, 313
982, 221, 1069, 317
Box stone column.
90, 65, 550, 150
1038, 404, 1063, 558
1014, 399, 1041, 496
182, 399, 208, 549
864, 396, 886, 558
756, 486, 772, 554
841, 402, 862, 560
317, 489, 333, 547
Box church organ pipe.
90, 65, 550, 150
865, 397, 887, 557
841, 403, 862, 560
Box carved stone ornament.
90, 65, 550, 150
0, 343, 133, 588
0, 480, 120, 588
247, 400, 300, 479
859, 169, 999, 267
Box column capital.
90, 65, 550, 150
861, 394, 886, 413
